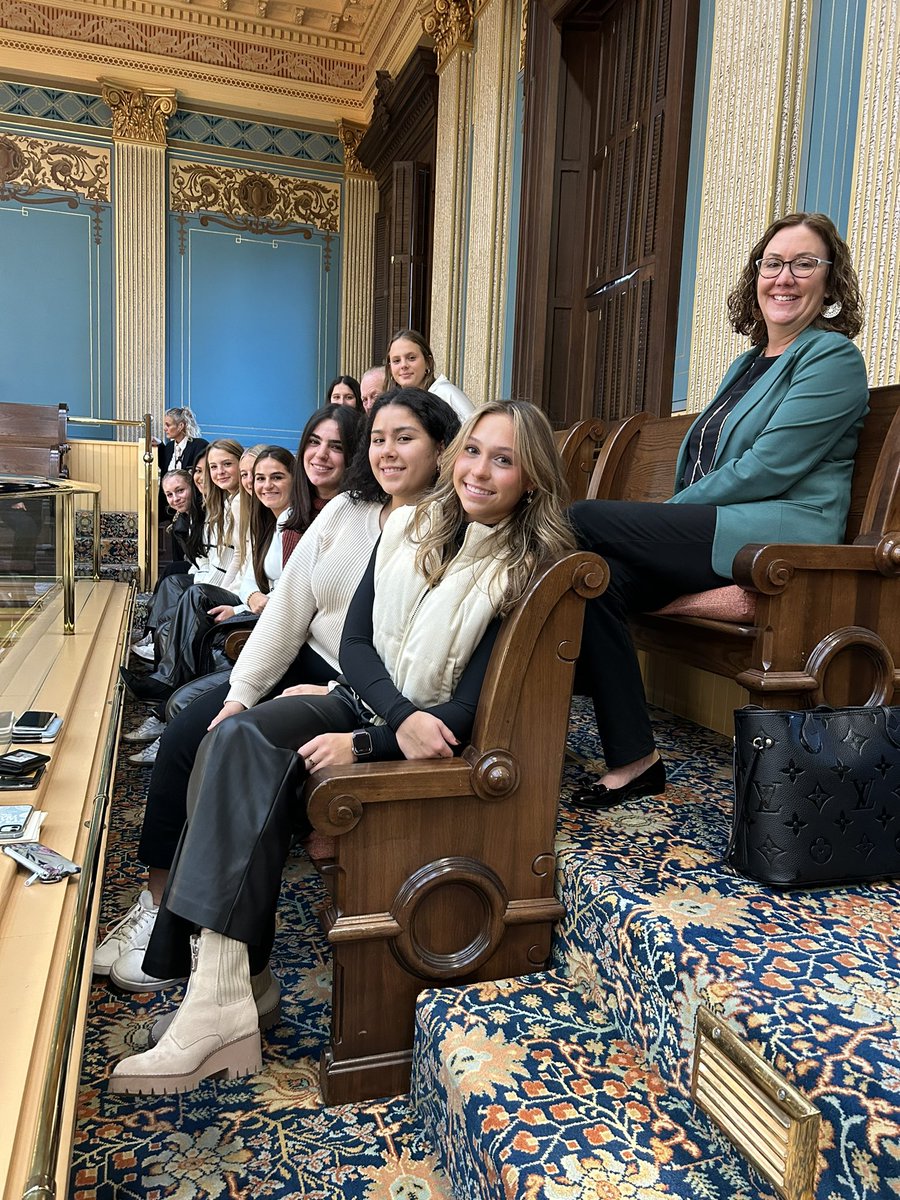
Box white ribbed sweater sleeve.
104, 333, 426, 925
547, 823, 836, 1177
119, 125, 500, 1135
225, 494, 382, 710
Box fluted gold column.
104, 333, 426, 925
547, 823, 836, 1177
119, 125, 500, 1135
419, 0, 474, 382
847, 0, 899, 385
101, 80, 176, 435
686, 1, 809, 411
461, 0, 519, 409
338, 122, 378, 378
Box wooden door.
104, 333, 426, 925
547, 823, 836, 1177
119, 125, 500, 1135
389, 160, 432, 335
515, 0, 698, 426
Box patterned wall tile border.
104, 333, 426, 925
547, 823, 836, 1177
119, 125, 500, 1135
0, 80, 344, 165
0, 78, 110, 126
167, 110, 342, 164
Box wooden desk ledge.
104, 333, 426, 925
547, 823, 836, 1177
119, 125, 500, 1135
0, 580, 132, 1200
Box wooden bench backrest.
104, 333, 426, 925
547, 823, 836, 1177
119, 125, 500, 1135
0, 402, 69, 478
555, 420, 606, 502
587, 383, 900, 543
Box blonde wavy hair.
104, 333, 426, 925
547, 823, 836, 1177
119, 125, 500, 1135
412, 400, 576, 617
204, 438, 244, 554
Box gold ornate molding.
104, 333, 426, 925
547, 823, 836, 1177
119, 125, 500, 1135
0, 131, 110, 243
169, 160, 340, 257
101, 80, 177, 144
338, 120, 372, 177
417, 0, 474, 68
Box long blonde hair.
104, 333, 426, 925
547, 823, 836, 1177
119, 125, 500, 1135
204, 437, 244, 553
413, 400, 575, 616
236, 444, 269, 566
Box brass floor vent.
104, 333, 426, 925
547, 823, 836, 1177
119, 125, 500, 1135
691, 1006, 821, 1200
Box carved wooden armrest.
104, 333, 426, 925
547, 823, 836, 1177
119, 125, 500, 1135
223, 629, 252, 660
305, 758, 473, 836
732, 534, 900, 593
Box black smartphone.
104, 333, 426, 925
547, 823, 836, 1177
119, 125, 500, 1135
0, 749, 51, 775
0, 766, 46, 791
13, 711, 57, 736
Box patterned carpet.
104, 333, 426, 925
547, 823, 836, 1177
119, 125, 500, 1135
71, 688, 900, 1198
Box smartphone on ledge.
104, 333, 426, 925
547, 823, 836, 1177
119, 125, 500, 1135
13, 711, 57, 737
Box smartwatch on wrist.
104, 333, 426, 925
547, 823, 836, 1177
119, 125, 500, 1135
351, 729, 374, 761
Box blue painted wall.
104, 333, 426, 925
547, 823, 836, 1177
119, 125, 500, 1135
796, 0, 867, 228
671, 0, 715, 410
167, 218, 340, 446
501, 69, 525, 400
0, 141, 114, 436
0, 83, 343, 451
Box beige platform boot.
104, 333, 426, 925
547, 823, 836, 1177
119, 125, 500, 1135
109, 929, 261, 1095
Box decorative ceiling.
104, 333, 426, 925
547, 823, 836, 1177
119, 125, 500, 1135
0, 0, 427, 127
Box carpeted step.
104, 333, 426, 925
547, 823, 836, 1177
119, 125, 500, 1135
552, 698, 900, 1200
412, 971, 773, 1199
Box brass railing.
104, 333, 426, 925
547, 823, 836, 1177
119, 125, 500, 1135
21, 588, 133, 1200
0, 479, 102, 633
66, 414, 155, 588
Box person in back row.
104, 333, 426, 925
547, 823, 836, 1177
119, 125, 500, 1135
325, 374, 362, 409
109, 398, 575, 1094
94, 389, 460, 995
384, 328, 474, 420
359, 365, 385, 413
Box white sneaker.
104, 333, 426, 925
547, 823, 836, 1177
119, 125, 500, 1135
128, 737, 160, 766
123, 714, 166, 743
130, 640, 156, 664
93, 890, 159, 976
110, 945, 186, 992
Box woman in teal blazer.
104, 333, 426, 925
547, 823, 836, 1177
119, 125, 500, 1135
570, 211, 868, 808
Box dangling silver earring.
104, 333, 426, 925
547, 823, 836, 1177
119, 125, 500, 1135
822, 300, 842, 319
525, 490, 535, 504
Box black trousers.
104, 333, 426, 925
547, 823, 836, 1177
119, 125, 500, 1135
145, 572, 194, 632
568, 500, 729, 767
142, 687, 363, 979
150, 583, 240, 692
137, 642, 333, 870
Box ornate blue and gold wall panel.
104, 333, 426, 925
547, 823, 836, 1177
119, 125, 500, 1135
166, 152, 342, 445
0, 122, 114, 430
0, 79, 344, 447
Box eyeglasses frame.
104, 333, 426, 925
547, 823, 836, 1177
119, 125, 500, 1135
754, 255, 833, 279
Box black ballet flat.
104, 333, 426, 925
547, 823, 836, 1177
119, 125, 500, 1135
571, 757, 666, 810
119, 665, 173, 704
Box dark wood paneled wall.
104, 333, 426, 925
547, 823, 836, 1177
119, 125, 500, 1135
513, 0, 698, 427
357, 49, 438, 363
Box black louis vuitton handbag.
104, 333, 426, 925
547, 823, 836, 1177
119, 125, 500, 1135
728, 705, 900, 887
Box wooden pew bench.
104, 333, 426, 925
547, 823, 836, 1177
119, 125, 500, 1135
302, 549, 607, 1105
555, 419, 605, 501
0, 402, 69, 478
585, 383, 900, 709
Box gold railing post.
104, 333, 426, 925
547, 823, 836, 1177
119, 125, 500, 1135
61, 491, 75, 634
143, 414, 154, 590
92, 492, 101, 581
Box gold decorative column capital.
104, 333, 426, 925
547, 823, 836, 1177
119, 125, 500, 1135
101, 80, 177, 145
417, 0, 474, 68
337, 121, 371, 178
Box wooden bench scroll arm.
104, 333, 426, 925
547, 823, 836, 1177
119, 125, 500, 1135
305, 550, 609, 837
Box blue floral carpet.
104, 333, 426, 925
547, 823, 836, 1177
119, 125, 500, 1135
71, 693, 900, 1199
